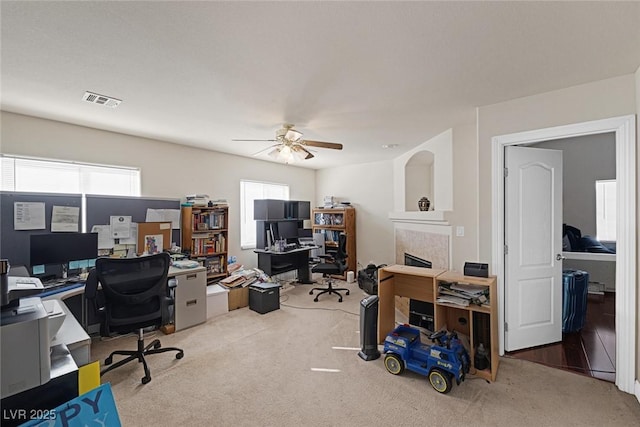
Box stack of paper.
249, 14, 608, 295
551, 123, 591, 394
438, 281, 489, 307
172, 260, 200, 269
220, 267, 260, 288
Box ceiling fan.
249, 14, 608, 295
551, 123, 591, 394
232, 124, 343, 163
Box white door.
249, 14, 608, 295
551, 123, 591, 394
505, 146, 563, 351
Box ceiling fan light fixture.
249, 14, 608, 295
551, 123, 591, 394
267, 147, 281, 159
285, 129, 303, 142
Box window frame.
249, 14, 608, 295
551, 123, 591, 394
595, 179, 616, 243
240, 180, 289, 249
1, 154, 141, 196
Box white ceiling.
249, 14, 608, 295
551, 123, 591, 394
2, 1, 639, 169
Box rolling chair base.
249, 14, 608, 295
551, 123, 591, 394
101, 329, 184, 384
309, 279, 350, 302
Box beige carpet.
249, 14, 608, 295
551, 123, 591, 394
91, 279, 640, 427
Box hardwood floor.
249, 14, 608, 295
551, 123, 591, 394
506, 292, 615, 383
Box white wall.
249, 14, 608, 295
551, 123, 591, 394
0, 111, 316, 268
316, 121, 479, 275
316, 160, 395, 269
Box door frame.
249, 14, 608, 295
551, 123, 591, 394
491, 115, 636, 393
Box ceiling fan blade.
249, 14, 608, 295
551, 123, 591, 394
293, 144, 314, 160
251, 144, 279, 156
232, 139, 277, 142
302, 140, 343, 150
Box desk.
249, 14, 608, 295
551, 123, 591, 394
254, 247, 316, 283
43, 265, 207, 338
377, 265, 499, 382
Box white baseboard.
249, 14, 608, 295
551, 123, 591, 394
634, 379, 640, 404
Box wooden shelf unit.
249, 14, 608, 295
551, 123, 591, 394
377, 265, 499, 382
181, 205, 229, 282
311, 207, 356, 278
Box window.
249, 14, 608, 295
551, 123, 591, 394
1, 155, 140, 196
595, 179, 616, 242
240, 180, 289, 249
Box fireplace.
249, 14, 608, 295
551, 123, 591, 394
394, 227, 449, 270
404, 253, 432, 269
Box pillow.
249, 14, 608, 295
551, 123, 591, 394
581, 235, 616, 254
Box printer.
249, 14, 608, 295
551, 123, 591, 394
0, 259, 66, 399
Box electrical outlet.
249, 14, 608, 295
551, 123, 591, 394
456, 226, 465, 237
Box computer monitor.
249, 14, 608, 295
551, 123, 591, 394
30, 232, 98, 278
277, 221, 299, 240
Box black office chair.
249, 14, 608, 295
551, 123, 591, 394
85, 253, 183, 384
309, 233, 350, 302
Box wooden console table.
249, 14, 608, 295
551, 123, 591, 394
377, 264, 499, 381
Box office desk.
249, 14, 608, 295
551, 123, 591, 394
42, 265, 207, 338
254, 247, 317, 284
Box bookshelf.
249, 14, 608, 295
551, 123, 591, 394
311, 207, 356, 279
181, 204, 229, 282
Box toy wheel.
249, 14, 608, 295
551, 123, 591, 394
429, 369, 452, 394
383, 354, 404, 375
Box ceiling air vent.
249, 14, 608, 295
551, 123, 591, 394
82, 91, 121, 109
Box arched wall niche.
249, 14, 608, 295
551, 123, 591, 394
392, 128, 453, 217
405, 150, 434, 211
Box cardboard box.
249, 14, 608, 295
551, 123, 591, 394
227, 286, 249, 310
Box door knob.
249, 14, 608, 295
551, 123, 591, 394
556, 253, 566, 261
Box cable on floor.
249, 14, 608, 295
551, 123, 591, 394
279, 293, 359, 317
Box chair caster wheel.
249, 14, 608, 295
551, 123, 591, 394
142, 376, 151, 385
309, 290, 314, 295
338, 298, 343, 303
346, 290, 350, 295
105, 356, 113, 365
154, 342, 161, 349
176, 352, 184, 360
314, 297, 319, 302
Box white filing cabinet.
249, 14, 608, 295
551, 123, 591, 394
170, 267, 207, 331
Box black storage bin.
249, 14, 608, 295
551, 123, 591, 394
562, 269, 589, 333
249, 283, 281, 314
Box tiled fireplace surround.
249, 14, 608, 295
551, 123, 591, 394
392, 218, 451, 270
394, 226, 450, 270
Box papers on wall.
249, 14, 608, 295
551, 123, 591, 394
91, 225, 115, 249
110, 215, 132, 238
118, 223, 138, 245
14, 202, 45, 230
146, 208, 181, 229
51, 205, 80, 232
144, 234, 163, 255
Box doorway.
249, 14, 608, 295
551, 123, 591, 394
491, 115, 636, 393
506, 134, 617, 383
